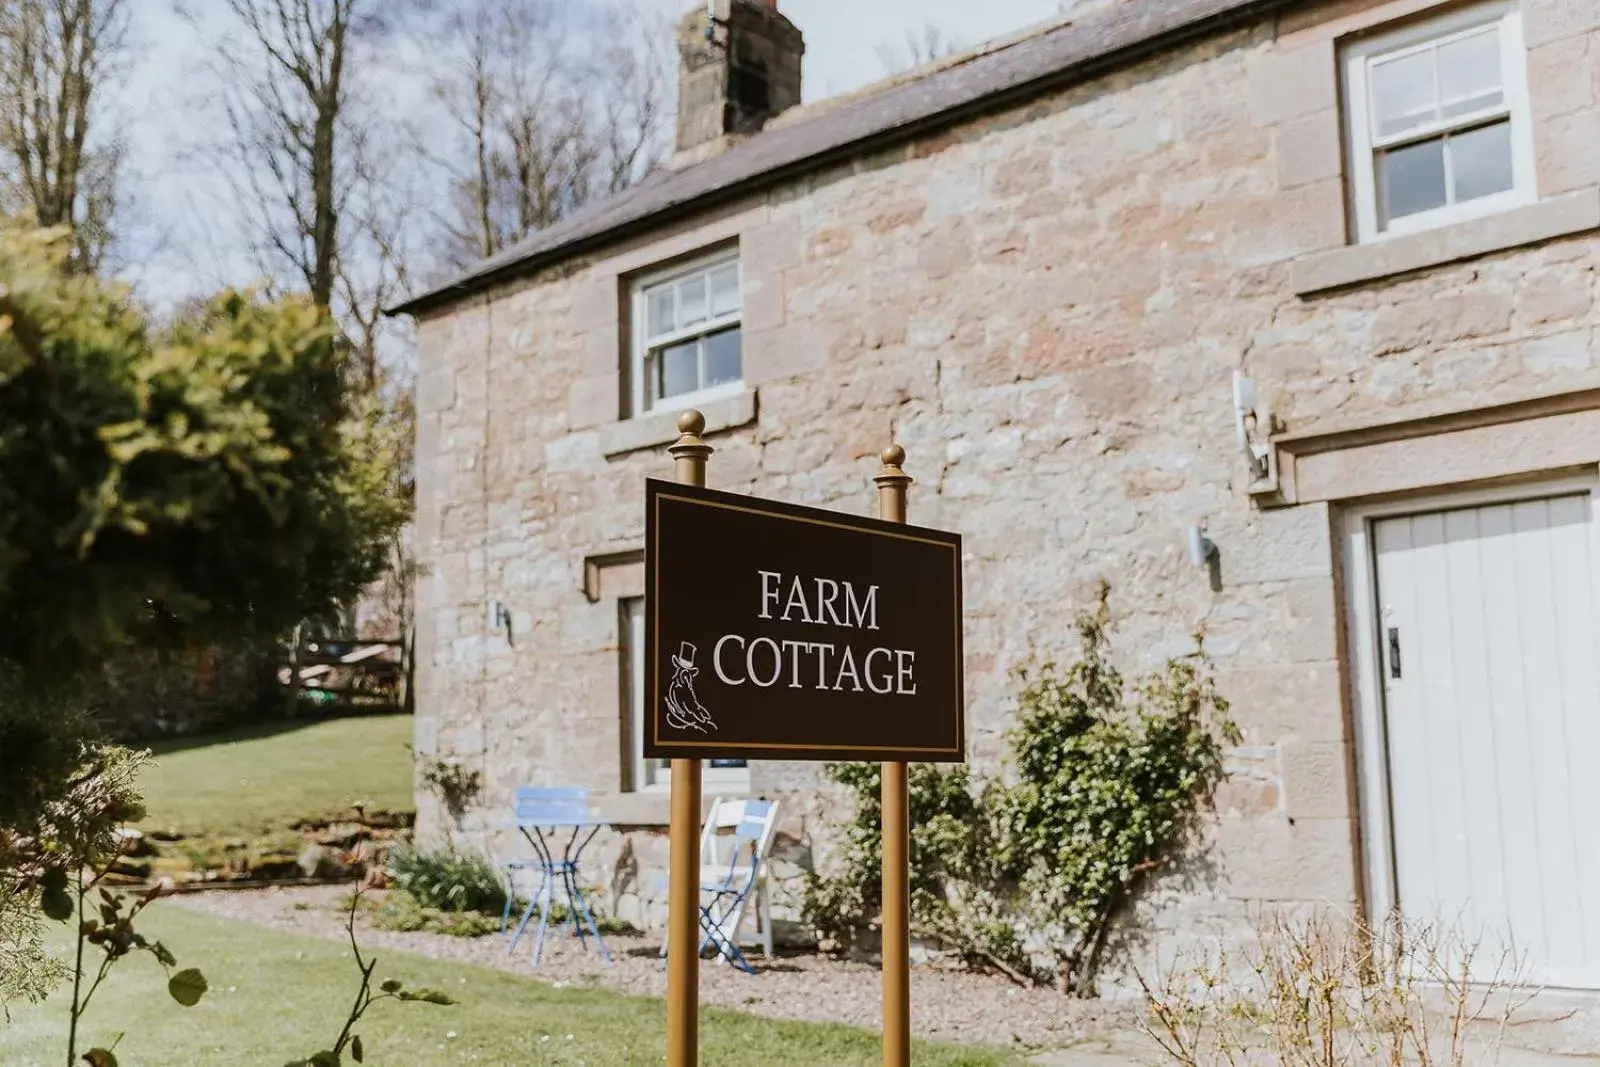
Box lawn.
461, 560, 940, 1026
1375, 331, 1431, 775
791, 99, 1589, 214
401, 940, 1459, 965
136, 714, 416, 838
0, 905, 1028, 1067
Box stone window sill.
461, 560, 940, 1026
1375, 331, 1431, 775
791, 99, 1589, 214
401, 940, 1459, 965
591, 788, 747, 828
592, 792, 671, 827
598, 388, 757, 458
1292, 188, 1600, 296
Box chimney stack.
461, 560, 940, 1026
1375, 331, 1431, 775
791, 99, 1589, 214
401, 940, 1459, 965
674, 0, 804, 159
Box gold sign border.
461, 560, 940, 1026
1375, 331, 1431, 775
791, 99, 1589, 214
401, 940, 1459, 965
649, 487, 965, 758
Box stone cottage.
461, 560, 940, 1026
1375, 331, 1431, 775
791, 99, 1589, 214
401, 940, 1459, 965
394, 0, 1600, 1013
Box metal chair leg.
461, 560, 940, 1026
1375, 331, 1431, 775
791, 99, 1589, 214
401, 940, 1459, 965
758, 878, 774, 958
530, 873, 555, 967
507, 867, 549, 956
699, 899, 755, 974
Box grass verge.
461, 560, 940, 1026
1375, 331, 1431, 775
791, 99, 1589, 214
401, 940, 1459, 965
0, 904, 1028, 1066
136, 714, 415, 838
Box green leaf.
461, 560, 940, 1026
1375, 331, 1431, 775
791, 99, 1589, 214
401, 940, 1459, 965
379, 978, 402, 993
309, 1052, 340, 1067
167, 967, 208, 1007
350, 1035, 363, 1062
82, 1050, 118, 1067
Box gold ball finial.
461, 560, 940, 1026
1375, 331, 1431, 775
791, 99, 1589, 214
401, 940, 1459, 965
881, 444, 906, 466
677, 410, 705, 435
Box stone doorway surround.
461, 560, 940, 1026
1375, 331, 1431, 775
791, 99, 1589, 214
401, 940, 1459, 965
1252, 387, 1600, 1052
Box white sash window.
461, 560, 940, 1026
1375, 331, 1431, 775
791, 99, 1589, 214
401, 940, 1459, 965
629, 251, 742, 418
1343, 3, 1535, 242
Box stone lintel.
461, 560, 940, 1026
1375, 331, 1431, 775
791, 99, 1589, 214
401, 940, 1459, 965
1273, 390, 1600, 504
582, 549, 645, 603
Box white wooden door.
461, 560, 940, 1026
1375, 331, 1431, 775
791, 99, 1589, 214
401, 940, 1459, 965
1374, 493, 1600, 988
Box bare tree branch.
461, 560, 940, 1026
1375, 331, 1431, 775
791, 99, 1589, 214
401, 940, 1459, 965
186, 0, 422, 388
426, 0, 671, 270
0, 0, 128, 271
876, 23, 961, 77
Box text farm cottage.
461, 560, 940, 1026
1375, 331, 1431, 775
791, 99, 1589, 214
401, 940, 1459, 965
711, 571, 917, 695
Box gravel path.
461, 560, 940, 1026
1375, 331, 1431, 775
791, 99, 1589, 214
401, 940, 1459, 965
169, 884, 1141, 1052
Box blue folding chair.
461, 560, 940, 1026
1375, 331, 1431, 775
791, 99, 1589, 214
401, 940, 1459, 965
500, 786, 611, 967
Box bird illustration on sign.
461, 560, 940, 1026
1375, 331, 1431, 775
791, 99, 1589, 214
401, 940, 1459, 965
665, 641, 717, 732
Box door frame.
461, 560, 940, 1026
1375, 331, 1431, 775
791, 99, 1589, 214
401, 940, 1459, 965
1339, 471, 1600, 929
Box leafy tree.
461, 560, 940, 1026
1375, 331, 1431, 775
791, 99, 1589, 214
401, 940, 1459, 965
0, 222, 404, 668
0, 219, 406, 1022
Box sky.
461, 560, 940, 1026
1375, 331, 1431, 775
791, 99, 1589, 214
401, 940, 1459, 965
654, 0, 1071, 99
117, 0, 1072, 315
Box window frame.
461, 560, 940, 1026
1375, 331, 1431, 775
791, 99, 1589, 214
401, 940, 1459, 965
620, 597, 749, 794
1343, 1, 1536, 244
628, 249, 743, 420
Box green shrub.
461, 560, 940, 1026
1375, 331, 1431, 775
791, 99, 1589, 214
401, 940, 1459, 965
373, 891, 502, 938
800, 762, 1013, 971
802, 584, 1238, 995
994, 585, 1238, 993
371, 884, 640, 940
0, 218, 405, 1033
386, 848, 507, 915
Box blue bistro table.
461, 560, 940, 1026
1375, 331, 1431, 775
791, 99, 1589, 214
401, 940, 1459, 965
500, 787, 612, 967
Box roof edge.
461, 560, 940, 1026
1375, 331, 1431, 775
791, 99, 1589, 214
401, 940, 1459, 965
389, 0, 1301, 318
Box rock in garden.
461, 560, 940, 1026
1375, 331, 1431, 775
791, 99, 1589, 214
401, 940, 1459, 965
115, 827, 157, 857
297, 844, 332, 879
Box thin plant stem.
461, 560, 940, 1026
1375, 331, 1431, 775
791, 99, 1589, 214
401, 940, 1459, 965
66, 869, 86, 1067
329, 806, 382, 1057
63, 836, 152, 1065
75, 953, 116, 1021
331, 884, 377, 1055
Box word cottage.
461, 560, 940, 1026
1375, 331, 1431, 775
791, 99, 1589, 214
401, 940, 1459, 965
710, 571, 917, 695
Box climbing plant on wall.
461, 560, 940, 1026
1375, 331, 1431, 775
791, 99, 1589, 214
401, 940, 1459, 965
802, 583, 1239, 995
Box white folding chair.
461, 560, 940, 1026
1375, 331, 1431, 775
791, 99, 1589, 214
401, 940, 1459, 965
699, 796, 779, 961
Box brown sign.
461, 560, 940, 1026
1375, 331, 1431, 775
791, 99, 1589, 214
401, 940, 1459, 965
644, 479, 964, 763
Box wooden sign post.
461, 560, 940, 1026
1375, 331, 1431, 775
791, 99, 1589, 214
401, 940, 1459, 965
653, 414, 962, 1067
875, 446, 913, 1067
665, 411, 711, 1067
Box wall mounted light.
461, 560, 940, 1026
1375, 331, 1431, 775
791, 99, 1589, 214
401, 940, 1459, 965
1186, 525, 1217, 568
